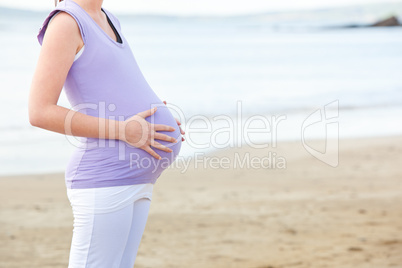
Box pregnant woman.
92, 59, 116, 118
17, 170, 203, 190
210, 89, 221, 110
29, 0, 184, 267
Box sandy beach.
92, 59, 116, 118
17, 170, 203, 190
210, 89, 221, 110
1, 136, 401, 268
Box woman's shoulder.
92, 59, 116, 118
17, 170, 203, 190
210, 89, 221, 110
37, 1, 87, 46
47, 11, 83, 43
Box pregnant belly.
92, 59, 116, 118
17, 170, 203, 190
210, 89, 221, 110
120, 104, 182, 172
67, 104, 182, 183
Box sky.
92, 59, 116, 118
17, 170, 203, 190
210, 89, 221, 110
0, 0, 401, 15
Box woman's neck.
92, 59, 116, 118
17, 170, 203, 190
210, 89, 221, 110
71, 0, 104, 15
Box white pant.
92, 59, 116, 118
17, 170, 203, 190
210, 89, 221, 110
66, 183, 153, 268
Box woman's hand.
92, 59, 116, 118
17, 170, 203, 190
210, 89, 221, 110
119, 107, 177, 160
163, 101, 185, 141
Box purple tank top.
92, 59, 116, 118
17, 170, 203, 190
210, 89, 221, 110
37, 0, 182, 189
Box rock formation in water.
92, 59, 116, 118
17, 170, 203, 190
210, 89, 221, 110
371, 16, 401, 27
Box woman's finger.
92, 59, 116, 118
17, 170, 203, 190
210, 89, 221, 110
175, 117, 181, 125
154, 132, 178, 143
174, 118, 185, 135
151, 141, 173, 153
142, 146, 161, 160
152, 124, 175, 132
137, 107, 157, 118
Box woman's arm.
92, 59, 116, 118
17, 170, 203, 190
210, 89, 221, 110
29, 12, 176, 159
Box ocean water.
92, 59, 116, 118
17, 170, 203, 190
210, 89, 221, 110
0, 8, 402, 175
